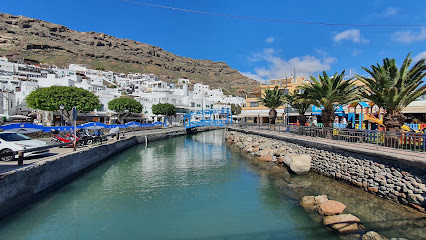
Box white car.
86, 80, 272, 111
0, 131, 49, 161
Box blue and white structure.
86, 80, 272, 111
183, 109, 232, 129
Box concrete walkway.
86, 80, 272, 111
0, 127, 185, 176
229, 126, 426, 169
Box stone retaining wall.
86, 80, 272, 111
0, 129, 187, 219
225, 130, 426, 211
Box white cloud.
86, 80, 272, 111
240, 71, 263, 82
334, 29, 369, 44
265, 37, 274, 44
393, 28, 426, 43
413, 51, 426, 63
352, 49, 363, 56
241, 48, 337, 82
383, 7, 399, 17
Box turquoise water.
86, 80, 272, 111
0, 130, 338, 240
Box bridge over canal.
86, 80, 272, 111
183, 109, 232, 129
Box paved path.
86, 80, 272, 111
229, 126, 426, 168
0, 127, 184, 176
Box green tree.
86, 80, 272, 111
259, 86, 285, 124
152, 103, 176, 125
298, 71, 358, 128
357, 53, 426, 132
283, 92, 310, 126
108, 97, 143, 124
230, 104, 241, 115
26, 86, 100, 123
152, 103, 176, 116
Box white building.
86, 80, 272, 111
0, 58, 247, 125
38, 74, 76, 88
0, 91, 16, 117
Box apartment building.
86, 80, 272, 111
241, 76, 309, 123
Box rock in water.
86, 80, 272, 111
314, 195, 328, 204
289, 154, 311, 175
317, 200, 346, 216
323, 214, 363, 234
361, 231, 386, 240
283, 153, 295, 166
300, 196, 316, 211
257, 155, 273, 162
300, 195, 328, 211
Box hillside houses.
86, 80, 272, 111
0, 57, 244, 125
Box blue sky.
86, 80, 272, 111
1, 0, 425, 82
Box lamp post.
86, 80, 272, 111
59, 104, 64, 126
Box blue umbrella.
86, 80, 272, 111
80, 122, 107, 130
0, 123, 44, 133
126, 122, 143, 128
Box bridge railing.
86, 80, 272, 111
233, 122, 426, 152
184, 119, 229, 129
183, 109, 232, 129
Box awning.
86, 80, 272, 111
239, 111, 300, 117
402, 101, 426, 113
9, 115, 31, 119
239, 112, 269, 117
312, 105, 345, 115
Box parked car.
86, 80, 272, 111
0, 131, 49, 161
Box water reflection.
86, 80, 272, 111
236, 148, 426, 240
0, 130, 341, 240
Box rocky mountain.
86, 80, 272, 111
0, 13, 259, 96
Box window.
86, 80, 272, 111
0, 133, 31, 141
97, 104, 104, 111
250, 102, 259, 107
197, 104, 200, 107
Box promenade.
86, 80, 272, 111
0, 127, 185, 176
228, 126, 426, 170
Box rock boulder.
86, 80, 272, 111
317, 200, 346, 216
300, 195, 328, 211
289, 154, 311, 175
323, 214, 363, 234
361, 231, 386, 240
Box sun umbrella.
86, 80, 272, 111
126, 121, 142, 128
0, 123, 43, 133
80, 122, 107, 130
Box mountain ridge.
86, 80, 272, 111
0, 12, 260, 96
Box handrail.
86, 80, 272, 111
233, 122, 426, 153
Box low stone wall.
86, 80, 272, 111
0, 128, 186, 219
225, 130, 426, 212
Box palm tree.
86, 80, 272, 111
357, 53, 426, 132
259, 86, 285, 124
298, 71, 358, 128
283, 92, 310, 126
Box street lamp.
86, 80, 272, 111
59, 104, 64, 126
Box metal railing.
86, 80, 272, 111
233, 122, 426, 152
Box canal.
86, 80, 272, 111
0, 130, 424, 239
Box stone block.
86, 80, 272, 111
323, 214, 363, 234
317, 200, 346, 216
289, 154, 311, 175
